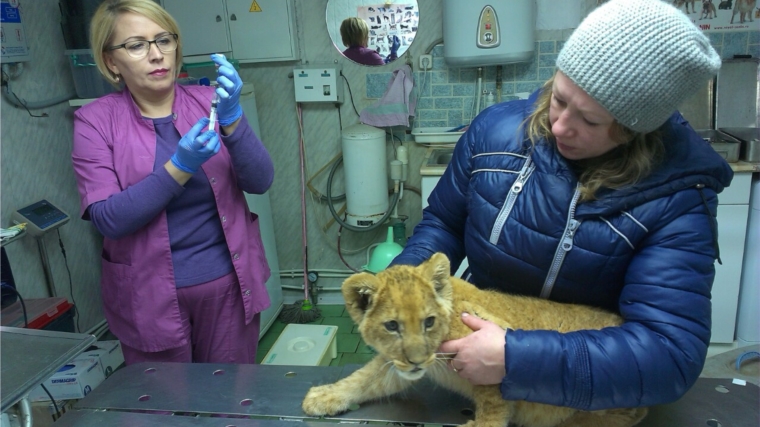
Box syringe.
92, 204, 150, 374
208, 93, 220, 131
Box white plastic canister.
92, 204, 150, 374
341, 124, 389, 227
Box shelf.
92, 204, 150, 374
69, 98, 95, 107
0, 228, 26, 247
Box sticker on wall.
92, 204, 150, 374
676, 0, 758, 32
249, 0, 262, 12
597, 0, 758, 32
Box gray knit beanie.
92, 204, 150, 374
556, 0, 721, 133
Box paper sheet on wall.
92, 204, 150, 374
677, 0, 759, 32
357, 4, 418, 58
594, 0, 758, 32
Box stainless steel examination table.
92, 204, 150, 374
51, 362, 758, 426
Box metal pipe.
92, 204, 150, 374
36, 238, 57, 297
18, 397, 32, 427
496, 65, 503, 103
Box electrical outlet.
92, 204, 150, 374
419, 54, 433, 70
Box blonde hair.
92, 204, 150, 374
90, 0, 183, 87
340, 17, 369, 48
526, 75, 665, 201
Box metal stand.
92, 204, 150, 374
36, 236, 57, 297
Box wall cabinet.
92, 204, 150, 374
162, 0, 299, 63
711, 172, 752, 343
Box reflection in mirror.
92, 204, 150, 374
327, 0, 419, 67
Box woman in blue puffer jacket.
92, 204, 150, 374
391, 0, 733, 411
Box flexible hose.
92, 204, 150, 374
325, 155, 400, 232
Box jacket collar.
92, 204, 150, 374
576, 112, 734, 217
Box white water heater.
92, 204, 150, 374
341, 124, 389, 227
443, 0, 535, 67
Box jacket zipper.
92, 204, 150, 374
489, 156, 535, 244
540, 185, 582, 299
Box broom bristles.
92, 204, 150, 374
279, 299, 321, 324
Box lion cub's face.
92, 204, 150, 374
342, 253, 454, 381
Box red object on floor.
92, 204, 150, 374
1, 297, 74, 330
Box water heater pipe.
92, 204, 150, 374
496, 65, 503, 103
469, 67, 483, 122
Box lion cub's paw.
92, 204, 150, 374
302, 384, 352, 416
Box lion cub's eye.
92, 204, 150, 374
384, 320, 399, 332
424, 317, 435, 328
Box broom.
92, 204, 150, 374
280, 104, 321, 323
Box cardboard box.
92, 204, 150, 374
31, 400, 74, 427
73, 340, 124, 377
27, 358, 105, 402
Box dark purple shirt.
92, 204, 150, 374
88, 114, 273, 288
342, 45, 385, 66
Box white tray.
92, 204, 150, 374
412, 127, 465, 144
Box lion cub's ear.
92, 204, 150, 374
342, 272, 380, 324
419, 253, 453, 299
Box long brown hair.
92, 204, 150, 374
525, 75, 665, 201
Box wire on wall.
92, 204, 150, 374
1, 63, 76, 116
57, 229, 80, 333
341, 72, 360, 118
1, 285, 28, 327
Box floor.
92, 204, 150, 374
256, 304, 376, 366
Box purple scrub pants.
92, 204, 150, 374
120, 272, 261, 365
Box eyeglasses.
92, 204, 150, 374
107, 34, 178, 59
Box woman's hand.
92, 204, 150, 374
211, 53, 243, 128
439, 313, 507, 385
170, 117, 220, 174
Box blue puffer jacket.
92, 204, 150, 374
392, 91, 734, 410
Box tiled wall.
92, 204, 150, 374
368, 30, 760, 129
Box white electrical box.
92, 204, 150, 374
293, 65, 343, 103
11, 200, 69, 237
1, 0, 31, 63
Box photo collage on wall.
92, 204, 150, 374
597, 0, 758, 31
357, 3, 419, 58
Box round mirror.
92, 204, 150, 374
326, 0, 419, 66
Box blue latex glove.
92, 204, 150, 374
170, 117, 221, 174
211, 53, 243, 126
390, 35, 400, 54
384, 35, 400, 63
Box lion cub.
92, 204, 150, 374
301, 253, 647, 427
